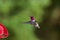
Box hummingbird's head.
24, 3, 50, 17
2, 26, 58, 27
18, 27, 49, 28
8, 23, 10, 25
30, 16, 35, 22
30, 16, 34, 20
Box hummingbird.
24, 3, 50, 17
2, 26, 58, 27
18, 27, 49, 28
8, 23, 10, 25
24, 16, 40, 29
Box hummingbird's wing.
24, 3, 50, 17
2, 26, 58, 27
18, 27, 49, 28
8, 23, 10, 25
23, 21, 31, 24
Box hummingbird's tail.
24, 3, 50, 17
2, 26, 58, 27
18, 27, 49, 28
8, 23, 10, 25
35, 25, 40, 29
34, 22, 40, 29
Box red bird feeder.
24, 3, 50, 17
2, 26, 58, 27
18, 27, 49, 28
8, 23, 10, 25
0, 23, 9, 39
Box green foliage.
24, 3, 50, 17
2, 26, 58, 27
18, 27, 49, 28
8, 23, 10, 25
0, 0, 51, 40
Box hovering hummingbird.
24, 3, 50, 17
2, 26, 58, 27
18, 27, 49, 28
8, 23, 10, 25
24, 16, 40, 29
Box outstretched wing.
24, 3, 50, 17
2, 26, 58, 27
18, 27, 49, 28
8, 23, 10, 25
23, 21, 31, 24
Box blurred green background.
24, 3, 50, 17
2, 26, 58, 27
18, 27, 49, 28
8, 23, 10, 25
0, 0, 60, 40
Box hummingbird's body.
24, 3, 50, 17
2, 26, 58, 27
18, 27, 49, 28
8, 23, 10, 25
24, 16, 40, 29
